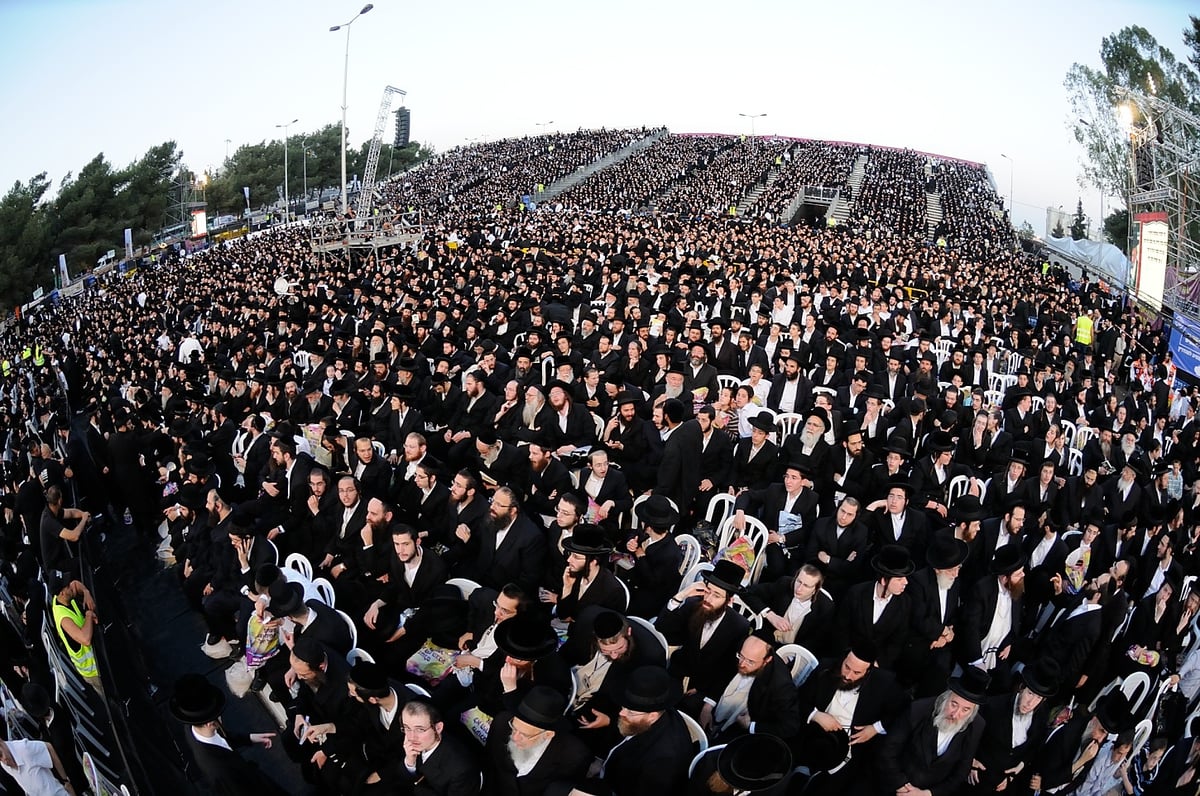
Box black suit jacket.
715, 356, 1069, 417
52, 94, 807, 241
958, 576, 1023, 666
484, 713, 592, 796
474, 513, 547, 594
627, 534, 685, 619
741, 580, 836, 654
731, 437, 779, 490
972, 693, 1050, 790
601, 709, 695, 796
877, 696, 985, 794
398, 732, 481, 795
298, 599, 354, 657
797, 660, 907, 729
183, 731, 287, 796
733, 483, 818, 548
834, 580, 911, 669
655, 419, 702, 512
741, 656, 802, 739
656, 599, 751, 700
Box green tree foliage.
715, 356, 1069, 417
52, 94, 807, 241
203, 124, 432, 214
1053, 218, 1066, 238
1104, 208, 1130, 253
0, 175, 53, 309
1070, 198, 1089, 240
1017, 221, 1036, 241
1065, 25, 1200, 199
1184, 15, 1200, 73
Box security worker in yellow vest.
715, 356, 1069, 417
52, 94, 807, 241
32, 345, 44, 367
1074, 310, 1094, 352
50, 574, 103, 694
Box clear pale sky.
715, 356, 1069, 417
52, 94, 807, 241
1, 0, 1194, 235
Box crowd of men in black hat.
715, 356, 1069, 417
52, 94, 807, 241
0, 126, 1199, 795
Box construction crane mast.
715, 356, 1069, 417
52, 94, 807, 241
355, 85, 406, 224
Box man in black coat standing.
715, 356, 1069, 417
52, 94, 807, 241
169, 674, 284, 796
654, 398, 702, 515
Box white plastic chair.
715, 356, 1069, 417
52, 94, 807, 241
294, 351, 311, 373
717, 515, 770, 585
627, 615, 670, 662
1075, 425, 1098, 451
335, 608, 358, 651
445, 578, 481, 599
774, 411, 805, 446
614, 577, 631, 612
679, 710, 710, 752
284, 553, 313, 582
675, 534, 703, 577
262, 538, 280, 565
776, 643, 819, 686
347, 647, 375, 665
632, 493, 681, 525
372, 440, 386, 459
312, 577, 336, 608
406, 682, 433, 699
682, 561, 715, 586
689, 744, 725, 778
717, 374, 741, 392
1031, 396, 1045, 413
1068, 447, 1083, 477
1059, 419, 1077, 449
730, 595, 764, 630
1121, 671, 1153, 716
946, 475, 971, 507
983, 389, 1004, 409
1132, 718, 1153, 756
705, 493, 736, 528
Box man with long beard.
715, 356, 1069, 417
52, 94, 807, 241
466, 486, 546, 595
485, 686, 593, 796
959, 545, 1026, 676
877, 668, 988, 795
559, 666, 694, 796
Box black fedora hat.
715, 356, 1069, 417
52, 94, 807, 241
948, 666, 991, 704
716, 732, 793, 791
871, 544, 914, 577
749, 412, 776, 433
621, 666, 682, 713
169, 673, 226, 725
494, 614, 559, 662
951, 495, 986, 523
1021, 656, 1062, 699
1095, 691, 1134, 734
514, 685, 568, 731
925, 430, 955, 453
265, 581, 305, 618
927, 535, 969, 570
561, 524, 612, 557
635, 495, 680, 529
703, 559, 746, 594
989, 545, 1026, 577
19, 683, 53, 720
348, 660, 389, 692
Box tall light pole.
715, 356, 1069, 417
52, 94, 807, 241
535, 120, 554, 136
738, 112, 767, 137
302, 144, 314, 201
330, 3, 374, 215
224, 138, 232, 161
276, 118, 298, 220
999, 153, 1014, 220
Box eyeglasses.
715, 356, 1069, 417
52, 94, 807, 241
493, 601, 518, 618
735, 652, 763, 665
402, 724, 434, 735
491, 500, 514, 509
337, 486, 358, 494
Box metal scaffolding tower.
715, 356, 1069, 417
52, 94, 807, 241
355, 85, 406, 224
1120, 87, 1200, 317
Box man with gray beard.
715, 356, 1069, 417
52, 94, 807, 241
877, 668, 988, 795
485, 686, 592, 796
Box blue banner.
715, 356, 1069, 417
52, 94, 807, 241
1169, 313, 1200, 380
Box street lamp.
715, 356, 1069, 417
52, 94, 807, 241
224, 138, 232, 161
276, 118, 298, 220
330, 3, 374, 215
535, 120, 554, 136
738, 112, 767, 137
999, 153, 1014, 219
302, 144, 315, 201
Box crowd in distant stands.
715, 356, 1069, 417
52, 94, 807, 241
749, 142, 858, 221
3, 125, 1200, 796
846, 148, 933, 241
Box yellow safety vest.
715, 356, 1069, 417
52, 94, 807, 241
32, 345, 44, 367
1075, 315, 1093, 345
20, 346, 31, 361
52, 599, 98, 680
1, 360, 9, 376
